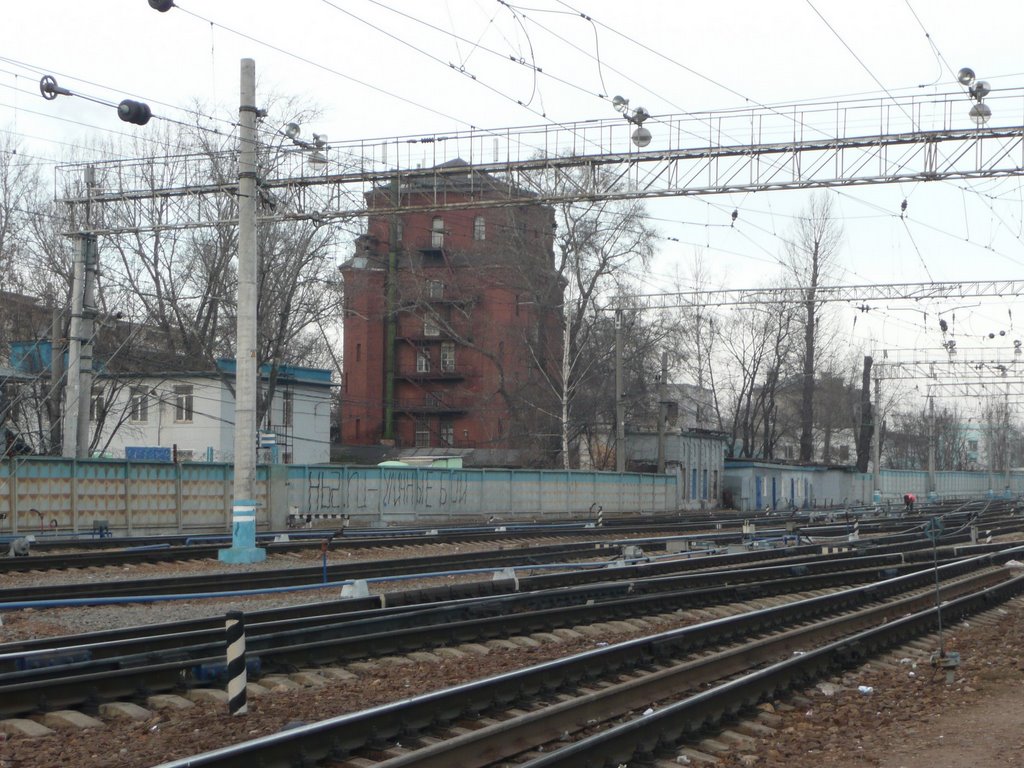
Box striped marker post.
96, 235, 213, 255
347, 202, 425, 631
225, 611, 248, 715
218, 499, 266, 563
597, 505, 604, 528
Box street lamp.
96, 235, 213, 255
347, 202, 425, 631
283, 122, 329, 166
612, 95, 653, 148
958, 67, 992, 125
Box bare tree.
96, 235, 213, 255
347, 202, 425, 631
541, 165, 657, 467
781, 193, 843, 461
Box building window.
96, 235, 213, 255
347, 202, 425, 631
174, 385, 194, 423
416, 348, 431, 373
440, 419, 454, 446
3, 382, 19, 422
473, 215, 486, 240
355, 343, 361, 362
712, 470, 718, 501
427, 280, 444, 299
440, 342, 456, 372
424, 316, 440, 337
89, 386, 105, 422
426, 391, 442, 407
415, 417, 431, 447
282, 390, 294, 428
968, 439, 979, 453
431, 217, 444, 248
355, 418, 361, 438
702, 469, 708, 500
691, 468, 697, 500
395, 220, 403, 242
129, 387, 149, 423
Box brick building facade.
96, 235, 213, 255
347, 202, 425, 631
340, 161, 564, 466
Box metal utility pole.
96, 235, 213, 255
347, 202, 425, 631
657, 350, 668, 473
63, 166, 97, 459
872, 376, 882, 502
615, 309, 625, 473
382, 177, 400, 443
927, 395, 936, 497
220, 58, 265, 564
49, 308, 64, 453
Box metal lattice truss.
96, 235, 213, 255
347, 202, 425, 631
611, 279, 1024, 311
55, 87, 1024, 236
875, 359, 1024, 380
926, 379, 1024, 398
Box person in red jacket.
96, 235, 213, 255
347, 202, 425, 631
903, 493, 916, 513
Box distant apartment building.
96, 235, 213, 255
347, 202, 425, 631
340, 160, 563, 466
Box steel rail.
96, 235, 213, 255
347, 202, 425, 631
147, 550, 1024, 768
1, 548, 1017, 720
521, 577, 1024, 767
0, 557, 936, 688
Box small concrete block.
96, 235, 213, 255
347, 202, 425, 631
434, 647, 468, 659
378, 656, 415, 667
99, 702, 152, 721
289, 671, 328, 686
756, 711, 783, 727
0, 718, 55, 737
186, 688, 229, 704
318, 667, 359, 681
571, 624, 606, 638
508, 636, 541, 648
457, 643, 491, 655
528, 632, 563, 644
552, 628, 585, 641
719, 730, 758, 750
607, 620, 640, 634
676, 748, 721, 765
697, 738, 730, 755
245, 683, 271, 697
257, 675, 302, 691
624, 618, 653, 630
736, 721, 776, 738
484, 639, 520, 650
146, 694, 195, 711
407, 651, 443, 663
41, 710, 104, 730
346, 662, 381, 675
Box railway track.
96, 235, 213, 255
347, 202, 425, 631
3, 497, 1013, 573
140, 546, 1024, 768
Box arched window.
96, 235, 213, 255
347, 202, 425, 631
473, 215, 486, 241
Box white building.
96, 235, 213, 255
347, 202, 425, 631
92, 360, 333, 465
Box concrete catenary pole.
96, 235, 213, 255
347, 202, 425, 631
63, 166, 96, 459
220, 58, 265, 564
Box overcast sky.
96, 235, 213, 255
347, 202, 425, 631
4, 0, 1024, 374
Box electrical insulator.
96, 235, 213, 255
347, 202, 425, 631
118, 99, 152, 126
149, 0, 174, 11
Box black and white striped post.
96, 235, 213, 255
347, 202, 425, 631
225, 611, 248, 715
597, 505, 604, 528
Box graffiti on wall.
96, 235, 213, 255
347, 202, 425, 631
380, 469, 469, 508
306, 468, 470, 514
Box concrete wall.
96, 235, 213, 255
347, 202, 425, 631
0, 457, 680, 535
724, 460, 1024, 512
